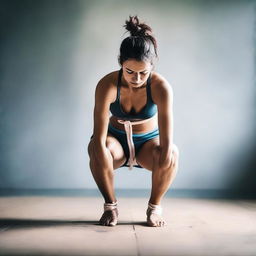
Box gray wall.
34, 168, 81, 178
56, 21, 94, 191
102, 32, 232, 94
0, 0, 255, 191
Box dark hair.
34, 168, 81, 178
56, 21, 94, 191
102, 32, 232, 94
118, 15, 158, 66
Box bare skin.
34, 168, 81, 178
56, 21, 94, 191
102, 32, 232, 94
147, 207, 165, 227
87, 59, 179, 227
99, 208, 118, 226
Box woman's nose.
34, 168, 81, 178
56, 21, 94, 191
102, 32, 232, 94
133, 73, 140, 82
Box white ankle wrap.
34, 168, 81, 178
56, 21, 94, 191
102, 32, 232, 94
104, 201, 118, 212
147, 202, 163, 215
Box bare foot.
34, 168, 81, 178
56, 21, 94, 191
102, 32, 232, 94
99, 202, 118, 226
146, 203, 166, 227
99, 208, 118, 226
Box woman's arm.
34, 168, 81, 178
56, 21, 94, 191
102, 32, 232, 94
92, 76, 114, 169
153, 76, 174, 169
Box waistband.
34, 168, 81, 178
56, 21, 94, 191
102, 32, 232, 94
116, 114, 156, 170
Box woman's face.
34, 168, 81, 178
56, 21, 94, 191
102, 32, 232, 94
122, 59, 153, 88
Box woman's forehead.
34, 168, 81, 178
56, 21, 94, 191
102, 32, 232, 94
123, 59, 152, 71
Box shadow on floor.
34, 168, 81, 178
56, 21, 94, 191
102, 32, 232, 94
0, 218, 148, 229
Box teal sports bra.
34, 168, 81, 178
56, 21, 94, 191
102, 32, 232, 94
110, 68, 157, 120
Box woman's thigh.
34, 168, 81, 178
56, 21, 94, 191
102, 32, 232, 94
88, 133, 127, 170
106, 133, 127, 169
135, 137, 160, 171
136, 138, 179, 171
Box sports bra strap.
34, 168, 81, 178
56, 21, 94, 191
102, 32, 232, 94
116, 68, 122, 100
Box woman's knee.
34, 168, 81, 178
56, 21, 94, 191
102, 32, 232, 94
152, 144, 179, 170
172, 144, 179, 158
88, 137, 125, 170
106, 137, 126, 164
87, 138, 95, 158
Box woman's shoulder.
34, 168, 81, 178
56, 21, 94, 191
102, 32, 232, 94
97, 70, 119, 89
95, 69, 120, 103
151, 71, 172, 89
150, 71, 173, 103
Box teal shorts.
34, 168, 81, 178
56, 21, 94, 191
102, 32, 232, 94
107, 124, 159, 168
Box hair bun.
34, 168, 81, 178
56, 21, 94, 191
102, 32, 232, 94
124, 15, 152, 37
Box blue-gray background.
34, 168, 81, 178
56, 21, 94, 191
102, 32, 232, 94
0, 0, 255, 194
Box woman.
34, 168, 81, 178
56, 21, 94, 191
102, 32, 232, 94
87, 15, 179, 227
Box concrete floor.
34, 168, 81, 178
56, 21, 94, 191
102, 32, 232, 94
0, 196, 255, 256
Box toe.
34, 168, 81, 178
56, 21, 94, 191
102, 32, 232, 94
105, 217, 111, 226
99, 214, 108, 226
147, 214, 166, 227
147, 219, 157, 227
99, 208, 118, 226
99, 219, 104, 225
109, 217, 117, 226
109, 220, 117, 226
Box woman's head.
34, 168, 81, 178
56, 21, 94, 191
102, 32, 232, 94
118, 15, 158, 68
121, 59, 152, 88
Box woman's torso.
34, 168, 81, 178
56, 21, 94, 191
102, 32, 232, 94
107, 68, 159, 134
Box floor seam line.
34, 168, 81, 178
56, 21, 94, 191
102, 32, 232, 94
132, 224, 140, 256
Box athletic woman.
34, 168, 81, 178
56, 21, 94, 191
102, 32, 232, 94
87, 15, 179, 227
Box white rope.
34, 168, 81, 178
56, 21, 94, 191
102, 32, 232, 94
104, 201, 118, 212
117, 114, 156, 170
147, 202, 163, 216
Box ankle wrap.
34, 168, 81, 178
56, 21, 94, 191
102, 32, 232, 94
104, 201, 118, 212
147, 202, 163, 216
